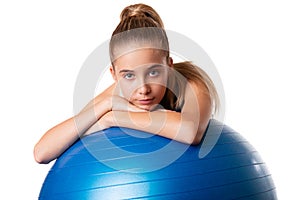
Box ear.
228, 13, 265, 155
167, 56, 173, 67
110, 65, 117, 81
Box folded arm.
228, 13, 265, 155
33, 84, 116, 164
34, 83, 148, 164
86, 81, 212, 145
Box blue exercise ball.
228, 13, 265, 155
39, 120, 277, 199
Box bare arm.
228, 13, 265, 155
89, 81, 212, 145
34, 83, 148, 164
33, 84, 116, 164
105, 110, 196, 144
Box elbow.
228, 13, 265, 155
179, 121, 204, 146
190, 125, 207, 145
33, 145, 44, 164
186, 117, 210, 146
179, 122, 201, 145
186, 133, 202, 146
33, 144, 51, 164
181, 136, 200, 146
191, 136, 202, 145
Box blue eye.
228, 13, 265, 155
149, 70, 159, 77
124, 73, 135, 80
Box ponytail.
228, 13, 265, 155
163, 62, 220, 115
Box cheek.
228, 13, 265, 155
152, 84, 167, 99
119, 81, 134, 99
118, 79, 142, 101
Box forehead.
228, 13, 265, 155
113, 49, 166, 71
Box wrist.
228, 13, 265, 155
91, 97, 112, 120
103, 111, 114, 128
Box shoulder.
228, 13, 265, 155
183, 80, 212, 114
186, 80, 210, 98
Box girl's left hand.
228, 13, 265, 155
82, 111, 114, 136
111, 95, 147, 112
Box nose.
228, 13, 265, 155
137, 84, 151, 95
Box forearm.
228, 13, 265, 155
34, 101, 110, 164
110, 110, 199, 144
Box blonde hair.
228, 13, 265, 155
109, 3, 219, 114
170, 62, 220, 114
116, 3, 164, 30
109, 4, 169, 63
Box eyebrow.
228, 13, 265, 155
119, 69, 134, 74
118, 64, 163, 74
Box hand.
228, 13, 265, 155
83, 111, 113, 136
111, 95, 147, 112
84, 83, 146, 114
81, 83, 117, 113
110, 82, 148, 112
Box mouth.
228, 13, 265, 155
137, 98, 155, 105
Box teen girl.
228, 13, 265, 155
34, 3, 219, 164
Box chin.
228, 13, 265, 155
135, 104, 156, 111
137, 105, 151, 111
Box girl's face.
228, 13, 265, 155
111, 49, 171, 110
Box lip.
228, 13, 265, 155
137, 98, 155, 105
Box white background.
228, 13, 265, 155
1, 0, 299, 199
